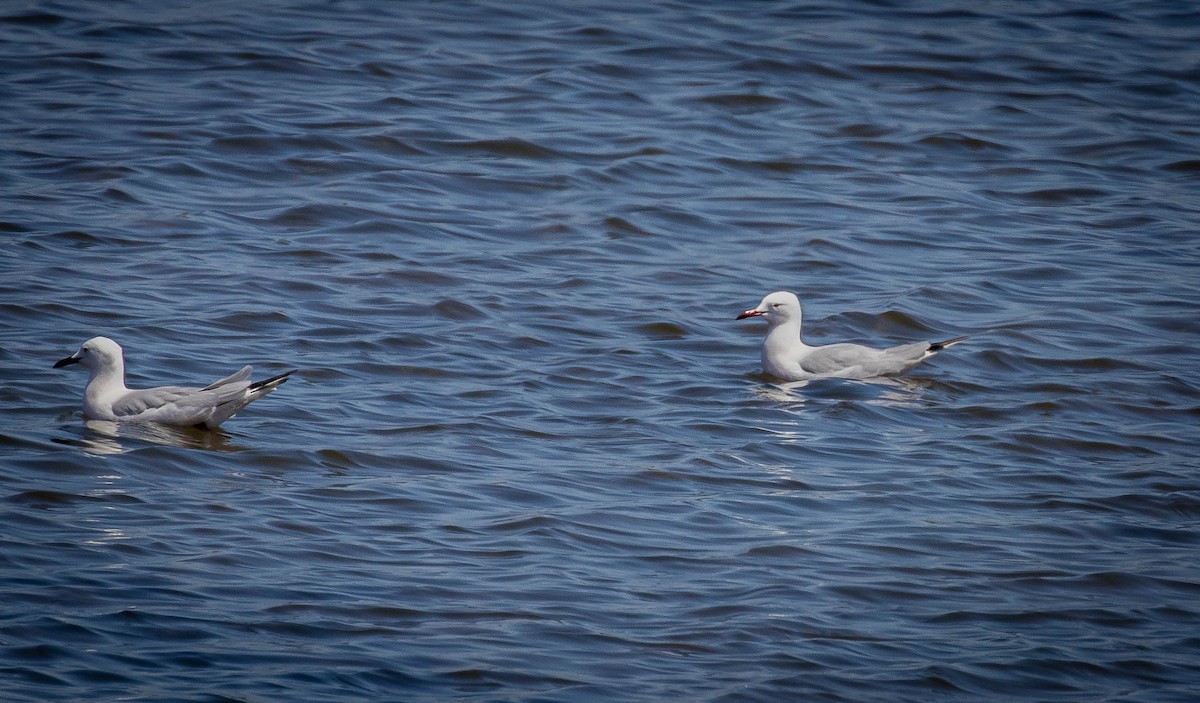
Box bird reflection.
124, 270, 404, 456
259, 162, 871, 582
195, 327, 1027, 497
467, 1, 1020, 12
753, 374, 938, 407
54, 419, 246, 455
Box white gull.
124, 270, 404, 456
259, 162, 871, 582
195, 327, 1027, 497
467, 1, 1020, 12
54, 336, 296, 429
737, 291, 964, 381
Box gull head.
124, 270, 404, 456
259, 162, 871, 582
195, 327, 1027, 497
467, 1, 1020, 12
54, 336, 124, 374
736, 291, 802, 326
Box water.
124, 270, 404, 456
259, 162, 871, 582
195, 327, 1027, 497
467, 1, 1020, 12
2, 1, 1199, 700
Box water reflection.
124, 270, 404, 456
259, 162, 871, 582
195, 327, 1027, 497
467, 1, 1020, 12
82, 526, 130, 547
54, 420, 246, 455
754, 375, 937, 407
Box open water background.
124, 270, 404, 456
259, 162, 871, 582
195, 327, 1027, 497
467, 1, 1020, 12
2, 1, 1199, 700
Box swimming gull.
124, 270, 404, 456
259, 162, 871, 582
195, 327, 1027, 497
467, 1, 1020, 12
737, 291, 964, 381
54, 336, 297, 429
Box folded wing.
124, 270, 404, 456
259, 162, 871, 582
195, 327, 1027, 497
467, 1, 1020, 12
202, 365, 252, 390
800, 342, 935, 378
111, 380, 253, 426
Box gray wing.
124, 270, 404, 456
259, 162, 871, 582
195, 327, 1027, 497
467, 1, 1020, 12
111, 382, 250, 425
869, 342, 935, 374
203, 365, 252, 390
800, 342, 931, 377
798, 343, 884, 375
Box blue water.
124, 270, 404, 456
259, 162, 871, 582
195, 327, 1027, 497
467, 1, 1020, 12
2, 1, 1199, 701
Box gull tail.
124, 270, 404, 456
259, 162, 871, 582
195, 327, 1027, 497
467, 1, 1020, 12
929, 336, 967, 352
201, 369, 298, 430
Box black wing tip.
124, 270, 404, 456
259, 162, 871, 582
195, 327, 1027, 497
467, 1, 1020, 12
929, 336, 967, 352
249, 369, 299, 390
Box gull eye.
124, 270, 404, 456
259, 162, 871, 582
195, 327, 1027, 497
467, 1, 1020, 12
772, 303, 782, 308
82, 347, 89, 352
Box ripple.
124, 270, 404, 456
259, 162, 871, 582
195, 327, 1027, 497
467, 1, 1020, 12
984, 187, 1112, 203
917, 133, 1014, 152
695, 92, 788, 111
5, 490, 143, 507
1162, 159, 1200, 172
438, 137, 560, 159
1, 11, 66, 26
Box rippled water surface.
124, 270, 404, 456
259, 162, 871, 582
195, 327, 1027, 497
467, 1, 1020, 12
3, 1, 1199, 700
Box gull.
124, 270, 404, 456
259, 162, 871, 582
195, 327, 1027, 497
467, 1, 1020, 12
54, 336, 296, 429
737, 291, 965, 381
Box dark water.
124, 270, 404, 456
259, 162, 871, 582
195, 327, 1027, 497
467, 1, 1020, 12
3, 1, 1199, 700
